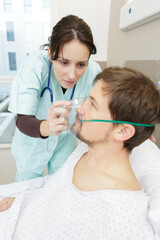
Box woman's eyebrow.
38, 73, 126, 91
57, 57, 69, 61
57, 57, 88, 63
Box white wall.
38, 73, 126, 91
51, 0, 110, 62
107, 0, 160, 66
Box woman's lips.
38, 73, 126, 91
63, 80, 75, 85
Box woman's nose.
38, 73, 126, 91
68, 65, 76, 80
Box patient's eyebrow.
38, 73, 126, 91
89, 95, 100, 109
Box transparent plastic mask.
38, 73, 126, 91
64, 96, 86, 136
47, 97, 86, 153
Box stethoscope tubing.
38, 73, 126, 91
40, 63, 76, 103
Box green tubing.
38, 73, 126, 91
80, 119, 155, 127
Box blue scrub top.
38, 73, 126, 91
9, 50, 101, 178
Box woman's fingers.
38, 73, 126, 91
48, 123, 67, 135
51, 100, 72, 110
49, 117, 68, 130
48, 102, 72, 119
46, 100, 72, 136
52, 107, 70, 118
47, 116, 69, 135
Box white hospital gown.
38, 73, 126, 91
5, 143, 155, 240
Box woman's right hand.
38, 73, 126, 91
40, 100, 72, 137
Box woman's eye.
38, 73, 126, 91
61, 61, 68, 65
78, 63, 86, 68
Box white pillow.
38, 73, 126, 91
130, 140, 160, 237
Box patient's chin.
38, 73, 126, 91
69, 121, 82, 137
77, 132, 91, 145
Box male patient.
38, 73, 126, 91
0, 66, 160, 239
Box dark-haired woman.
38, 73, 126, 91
9, 15, 101, 181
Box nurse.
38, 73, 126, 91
9, 15, 101, 181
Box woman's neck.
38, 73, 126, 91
61, 86, 67, 94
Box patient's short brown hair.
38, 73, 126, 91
95, 66, 160, 152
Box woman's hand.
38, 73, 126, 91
0, 197, 16, 212
40, 100, 72, 137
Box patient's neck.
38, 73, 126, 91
86, 141, 129, 171
73, 141, 141, 191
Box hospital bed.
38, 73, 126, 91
0, 60, 160, 238
0, 140, 160, 239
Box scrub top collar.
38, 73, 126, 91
51, 66, 76, 101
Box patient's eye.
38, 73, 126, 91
88, 97, 96, 109
91, 101, 96, 108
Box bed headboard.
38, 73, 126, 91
124, 60, 160, 149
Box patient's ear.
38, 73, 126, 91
114, 124, 135, 142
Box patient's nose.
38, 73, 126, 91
76, 102, 85, 119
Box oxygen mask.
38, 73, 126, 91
65, 96, 86, 136
47, 97, 85, 153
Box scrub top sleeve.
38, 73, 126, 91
9, 51, 48, 116
16, 114, 47, 138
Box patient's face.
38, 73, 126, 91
77, 79, 114, 145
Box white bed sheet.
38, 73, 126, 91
0, 205, 9, 239
0, 175, 50, 198
0, 175, 50, 239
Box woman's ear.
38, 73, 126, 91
47, 48, 52, 61
114, 124, 135, 142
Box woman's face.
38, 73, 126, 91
48, 39, 90, 89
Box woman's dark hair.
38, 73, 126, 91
41, 15, 97, 59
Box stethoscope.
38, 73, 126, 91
40, 63, 76, 103
40, 63, 77, 153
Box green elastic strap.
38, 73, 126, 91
80, 119, 155, 127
